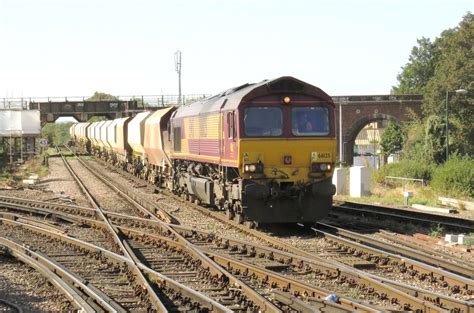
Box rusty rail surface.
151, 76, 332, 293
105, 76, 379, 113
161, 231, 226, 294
0, 218, 230, 312
57, 147, 169, 311
317, 222, 474, 279
76, 153, 474, 312
57, 147, 281, 312
332, 201, 474, 232
2, 198, 468, 313
0, 237, 120, 313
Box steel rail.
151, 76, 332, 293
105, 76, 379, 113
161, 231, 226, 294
116, 224, 378, 312
314, 223, 474, 291
2, 200, 468, 312
173, 224, 470, 313
0, 299, 23, 313
62, 146, 177, 224
0, 195, 97, 218
206, 250, 380, 313
57, 147, 169, 311
0, 237, 122, 313
377, 230, 473, 276
159, 197, 472, 312
318, 222, 474, 279
59, 147, 280, 312
332, 201, 474, 232
0, 218, 231, 313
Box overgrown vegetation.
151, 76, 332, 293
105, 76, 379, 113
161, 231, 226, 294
392, 14, 473, 162
41, 122, 74, 146
428, 224, 445, 238
375, 159, 435, 182
378, 12, 473, 199
431, 156, 474, 198
86, 91, 118, 101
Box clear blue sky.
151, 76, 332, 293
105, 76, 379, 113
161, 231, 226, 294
0, 0, 471, 98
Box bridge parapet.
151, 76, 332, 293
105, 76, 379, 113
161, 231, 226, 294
332, 94, 423, 104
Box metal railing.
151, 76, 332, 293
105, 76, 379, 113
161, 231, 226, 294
1, 94, 211, 110
384, 175, 427, 190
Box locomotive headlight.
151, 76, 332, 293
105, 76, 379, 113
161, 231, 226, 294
283, 96, 291, 104
244, 163, 264, 173
311, 163, 333, 173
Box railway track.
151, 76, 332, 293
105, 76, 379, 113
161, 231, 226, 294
76, 152, 474, 311
57, 147, 280, 311
0, 218, 148, 311
315, 222, 473, 279
0, 300, 23, 313
332, 201, 474, 232
0, 159, 378, 311
59, 147, 384, 311
3, 196, 473, 312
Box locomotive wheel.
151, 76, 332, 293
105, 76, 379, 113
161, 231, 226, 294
226, 209, 235, 220
234, 213, 244, 224
244, 221, 256, 229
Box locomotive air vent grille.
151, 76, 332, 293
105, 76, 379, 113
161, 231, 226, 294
268, 78, 305, 92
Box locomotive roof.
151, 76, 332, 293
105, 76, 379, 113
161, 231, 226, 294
173, 76, 333, 118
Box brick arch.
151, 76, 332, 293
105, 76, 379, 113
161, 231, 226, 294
343, 113, 399, 164
332, 95, 423, 165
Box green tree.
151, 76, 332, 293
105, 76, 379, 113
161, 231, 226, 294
392, 37, 438, 95
423, 115, 447, 163
87, 92, 118, 101
422, 13, 474, 157
40, 122, 75, 146
393, 12, 473, 162
380, 121, 404, 156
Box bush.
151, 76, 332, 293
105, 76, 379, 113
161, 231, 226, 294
375, 159, 436, 183
431, 156, 474, 198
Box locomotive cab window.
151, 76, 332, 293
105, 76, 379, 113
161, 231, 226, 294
292, 106, 329, 136
244, 107, 282, 137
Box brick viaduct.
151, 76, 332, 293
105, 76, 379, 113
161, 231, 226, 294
332, 95, 423, 164
24, 94, 423, 165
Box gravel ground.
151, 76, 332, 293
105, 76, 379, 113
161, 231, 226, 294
0, 253, 74, 312
0, 157, 90, 207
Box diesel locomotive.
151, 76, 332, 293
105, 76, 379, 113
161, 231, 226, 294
71, 76, 337, 225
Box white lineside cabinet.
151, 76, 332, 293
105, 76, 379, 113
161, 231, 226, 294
332, 168, 346, 195
350, 166, 371, 197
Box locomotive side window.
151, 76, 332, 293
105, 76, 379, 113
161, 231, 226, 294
291, 106, 329, 136
227, 112, 235, 139
244, 107, 282, 137
173, 126, 181, 152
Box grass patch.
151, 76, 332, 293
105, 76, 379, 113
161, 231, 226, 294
335, 183, 440, 207
428, 224, 445, 238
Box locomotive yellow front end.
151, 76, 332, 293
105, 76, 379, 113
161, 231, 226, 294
239, 137, 336, 223
236, 89, 337, 224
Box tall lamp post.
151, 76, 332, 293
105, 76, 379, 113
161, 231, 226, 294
445, 88, 467, 161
